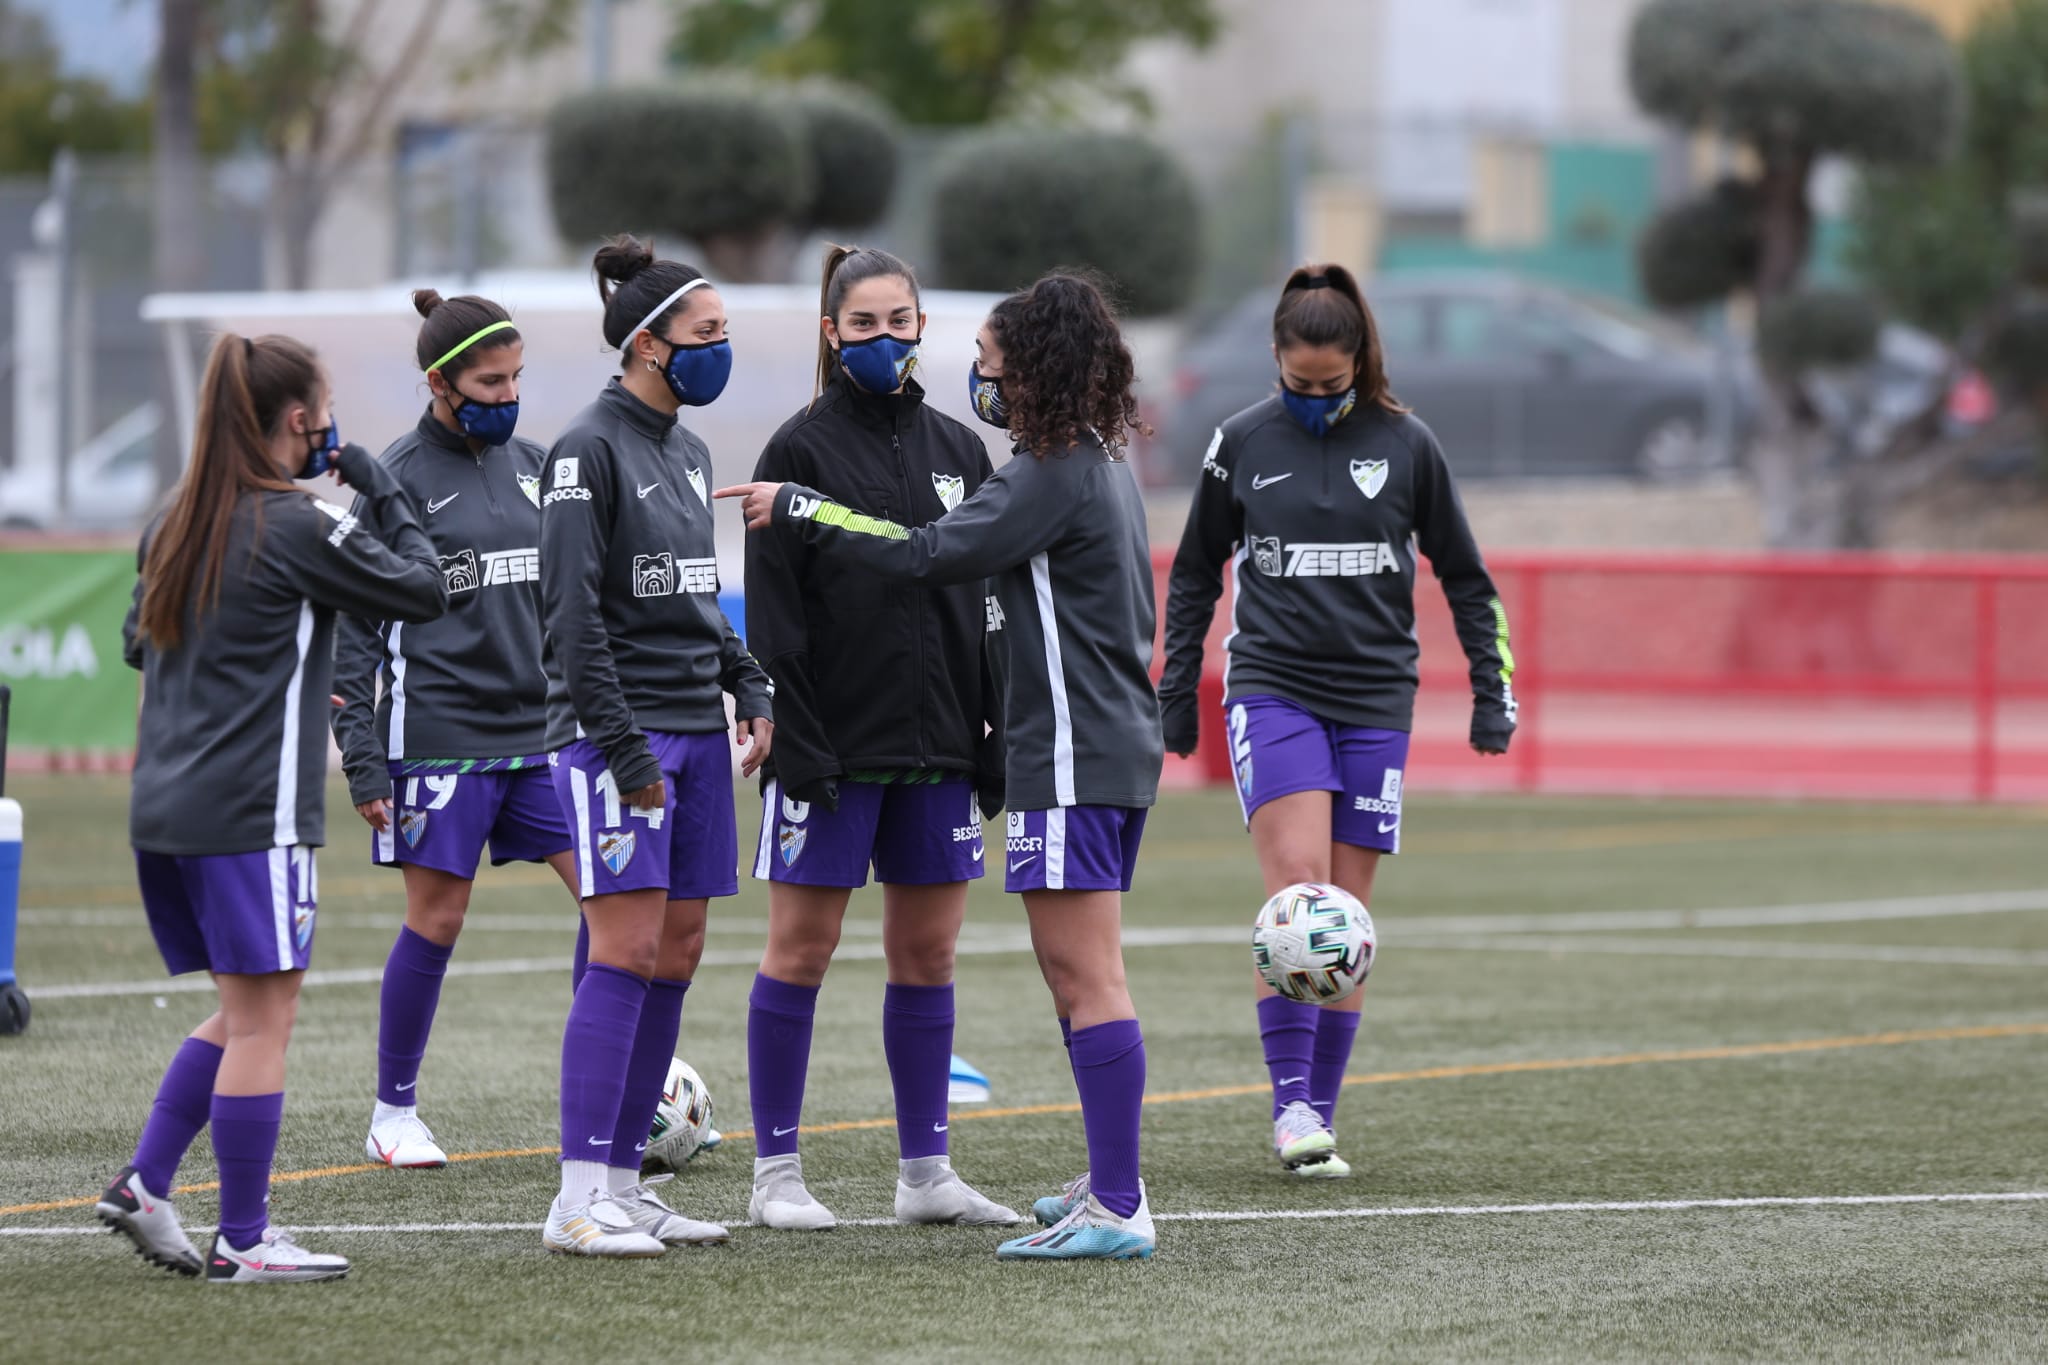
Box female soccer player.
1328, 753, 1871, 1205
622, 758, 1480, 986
100, 332, 447, 1282
740, 244, 1014, 1232
721, 272, 1165, 1261
537, 235, 772, 1258
331, 290, 579, 1171
1159, 263, 1516, 1178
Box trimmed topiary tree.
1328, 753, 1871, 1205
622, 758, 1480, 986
930, 129, 1201, 316
546, 80, 812, 281
790, 81, 901, 232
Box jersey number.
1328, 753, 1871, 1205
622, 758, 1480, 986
404, 775, 459, 810
595, 769, 667, 830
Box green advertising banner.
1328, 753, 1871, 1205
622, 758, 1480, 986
0, 547, 139, 753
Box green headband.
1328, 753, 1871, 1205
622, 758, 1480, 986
425, 319, 516, 374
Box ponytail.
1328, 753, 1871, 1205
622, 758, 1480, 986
812, 242, 920, 404
138, 332, 320, 650
1273, 262, 1407, 415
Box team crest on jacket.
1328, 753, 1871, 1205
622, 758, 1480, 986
933, 472, 964, 511
686, 467, 709, 507
399, 808, 429, 847
598, 829, 637, 876
778, 823, 807, 866
1351, 459, 1388, 500
516, 474, 541, 507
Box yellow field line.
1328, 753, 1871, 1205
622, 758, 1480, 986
7, 1020, 2044, 1219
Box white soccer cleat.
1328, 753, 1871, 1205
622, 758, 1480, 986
205, 1228, 350, 1284
895, 1156, 1023, 1226
365, 1107, 448, 1169
997, 1182, 1156, 1261
1293, 1150, 1353, 1178
614, 1174, 730, 1245
94, 1166, 201, 1277
749, 1153, 837, 1230
1273, 1100, 1339, 1171
543, 1191, 666, 1258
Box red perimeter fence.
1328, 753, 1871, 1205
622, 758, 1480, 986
1154, 549, 2048, 804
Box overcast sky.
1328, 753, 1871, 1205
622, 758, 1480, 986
24, 0, 157, 94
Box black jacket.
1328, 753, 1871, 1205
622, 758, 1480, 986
745, 375, 1000, 801
540, 380, 772, 795
1161, 399, 1516, 751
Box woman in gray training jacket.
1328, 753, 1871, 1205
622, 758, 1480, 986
533, 234, 773, 1259
331, 289, 580, 1174
101, 331, 447, 1285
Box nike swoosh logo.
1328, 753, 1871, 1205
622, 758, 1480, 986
587, 1137, 611, 1146
1277, 1076, 1306, 1086
634, 1142, 647, 1152
426, 493, 459, 513
772, 1125, 797, 1137
637, 482, 661, 499
1009, 856, 1036, 872
1251, 473, 1293, 490
394, 1081, 415, 1091
933, 1123, 948, 1133
1378, 818, 1400, 833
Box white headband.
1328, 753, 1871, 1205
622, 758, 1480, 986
621, 276, 712, 351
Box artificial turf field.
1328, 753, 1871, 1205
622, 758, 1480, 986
2, 774, 2045, 1363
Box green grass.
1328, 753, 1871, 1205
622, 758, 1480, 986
3, 777, 2046, 1362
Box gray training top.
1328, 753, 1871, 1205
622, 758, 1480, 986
540, 379, 772, 796
773, 434, 1164, 812
125, 458, 448, 855
332, 414, 553, 804
1161, 398, 1516, 744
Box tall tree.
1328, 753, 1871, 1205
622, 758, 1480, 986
669, 0, 1219, 125
1629, 0, 1962, 547
0, 1, 148, 174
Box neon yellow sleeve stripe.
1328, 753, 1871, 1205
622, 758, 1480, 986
1489, 596, 1515, 684
810, 499, 908, 540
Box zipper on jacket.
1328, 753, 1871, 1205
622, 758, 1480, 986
893, 425, 933, 768
475, 451, 502, 515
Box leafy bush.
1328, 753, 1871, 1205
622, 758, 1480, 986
1638, 180, 1761, 311
931, 129, 1202, 316
789, 81, 901, 231
1758, 288, 1882, 375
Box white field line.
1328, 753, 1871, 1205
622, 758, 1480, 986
17, 909, 887, 937
8, 1191, 2044, 1237
1409, 889, 2048, 936
1401, 935, 2048, 968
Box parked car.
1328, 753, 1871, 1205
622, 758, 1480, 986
1163, 273, 1758, 481
0, 402, 161, 530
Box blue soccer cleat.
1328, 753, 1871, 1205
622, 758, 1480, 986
998, 1183, 1154, 1261
1032, 1171, 1089, 1227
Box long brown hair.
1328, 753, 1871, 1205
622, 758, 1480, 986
985, 272, 1146, 460
813, 243, 919, 402
1272, 263, 1407, 415
137, 333, 322, 649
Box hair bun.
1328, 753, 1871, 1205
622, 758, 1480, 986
412, 288, 445, 319
593, 234, 657, 285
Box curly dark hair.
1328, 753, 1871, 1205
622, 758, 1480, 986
985, 271, 1146, 460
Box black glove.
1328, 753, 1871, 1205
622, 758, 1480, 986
975, 730, 1005, 822
762, 767, 840, 813
331, 442, 383, 494
1471, 713, 1514, 756
1160, 691, 1200, 759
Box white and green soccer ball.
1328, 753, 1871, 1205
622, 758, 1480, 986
643, 1057, 715, 1173
1252, 882, 1375, 1004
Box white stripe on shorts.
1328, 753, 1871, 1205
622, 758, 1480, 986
568, 764, 595, 898
753, 778, 778, 881
268, 846, 293, 972
1044, 807, 1068, 891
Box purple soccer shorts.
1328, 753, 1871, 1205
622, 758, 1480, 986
1226, 693, 1411, 853
551, 731, 740, 901
1001, 806, 1148, 893
752, 775, 986, 888
372, 764, 571, 878
136, 845, 318, 976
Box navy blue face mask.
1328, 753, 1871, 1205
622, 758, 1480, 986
968, 363, 1009, 429
299, 417, 340, 479
1281, 385, 1357, 437
445, 385, 520, 446
838, 331, 921, 394
660, 337, 733, 407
